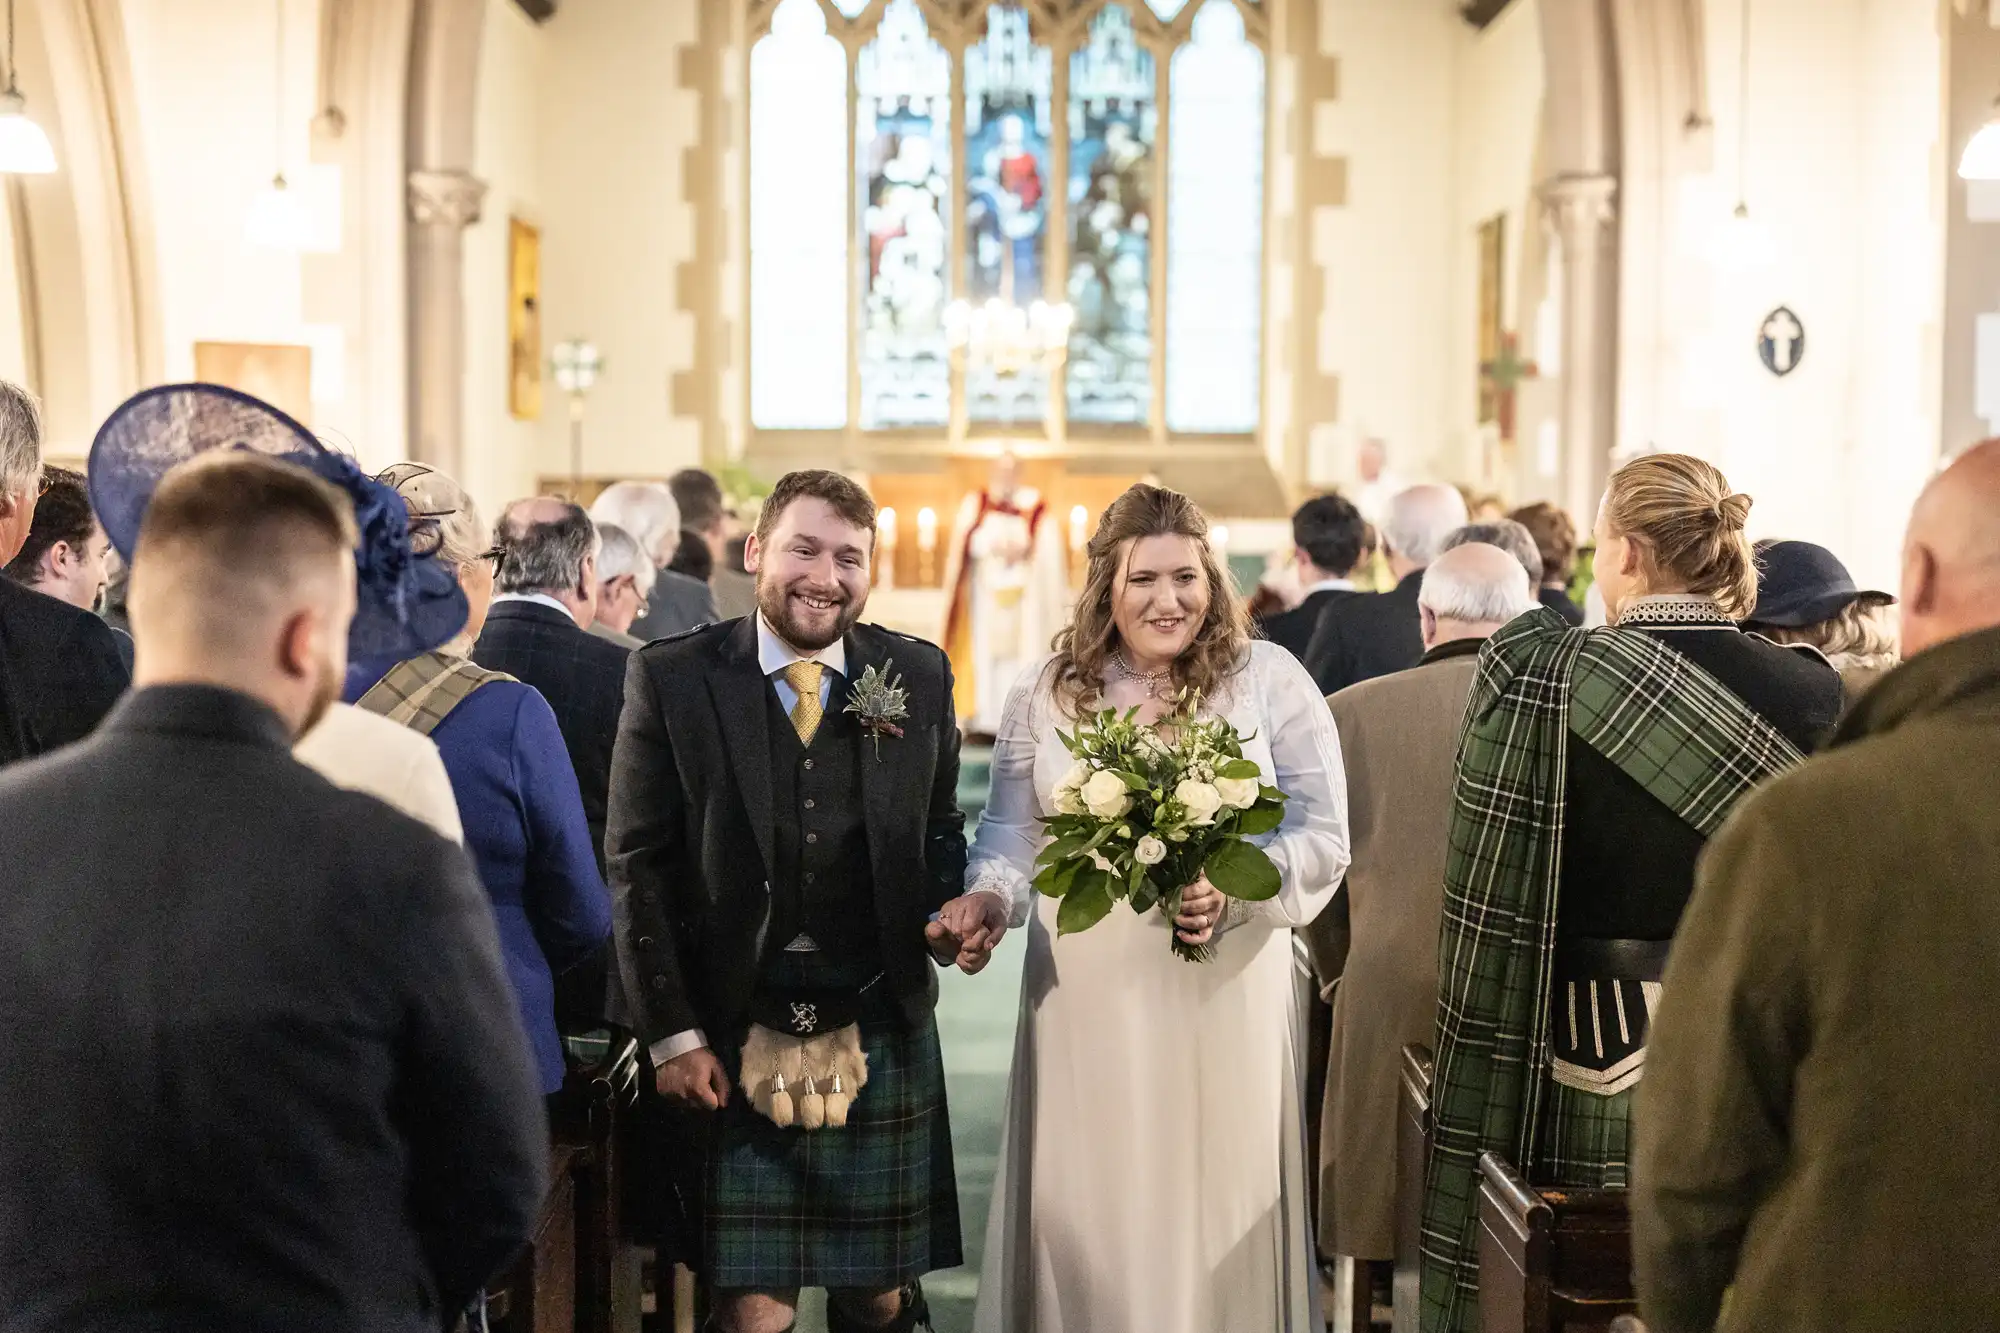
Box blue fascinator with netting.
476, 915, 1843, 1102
87, 383, 468, 659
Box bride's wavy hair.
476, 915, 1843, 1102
1048, 483, 1249, 717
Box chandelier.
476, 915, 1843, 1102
943, 298, 1074, 376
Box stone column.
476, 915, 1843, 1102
406, 167, 486, 478
1541, 172, 1619, 521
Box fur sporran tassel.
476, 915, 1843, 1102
739, 1023, 870, 1131
824, 1071, 851, 1128
769, 1071, 794, 1129
799, 1077, 826, 1131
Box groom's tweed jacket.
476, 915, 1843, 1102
606, 615, 967, 1048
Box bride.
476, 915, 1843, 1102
953, 483, 1351, 1333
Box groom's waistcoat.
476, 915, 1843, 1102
764, 685, 879, 967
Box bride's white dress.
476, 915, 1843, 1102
967, 641, 1351, 1333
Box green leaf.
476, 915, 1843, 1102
1035, 831, 1090, 867
1204, 838, 1282, 902
1234, 804, 1285, 836
1258, 785, 1286, 803
1130, 870, 1160, 915
1217, 758, 1261, 780
1034, 857, 1081, 899
1117, 770, 1150, 791
1057, 871, 1116, 935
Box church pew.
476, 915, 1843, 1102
491, 1143, 580, 1333
551, 1035, 646, 1333
1475, 1151, 1641, 1333
1392, 1044, 1434, 1333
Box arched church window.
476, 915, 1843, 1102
750, 0, 849, 429
745, 0, 1270, 444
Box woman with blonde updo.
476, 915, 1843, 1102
1419, 455, 1842, 1333
964, 483, 1351, 1333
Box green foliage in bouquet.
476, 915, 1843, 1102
1030, 692, 1289, 963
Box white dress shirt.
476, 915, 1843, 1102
1303, 577, 1356, 596
488, 591, 578, 623
649, 614, 847, 1068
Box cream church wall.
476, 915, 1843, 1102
532, 0, 704, 486
1651, 0, 1943, 589
1446, 0, 1546, 495
1308, 0, 1461, 488
120, 0, 326, 404
460, 0, 545, 518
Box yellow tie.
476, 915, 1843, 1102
782, 660, 825, 745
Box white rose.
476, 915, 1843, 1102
1052, 784, 1086, 816
1215, 776, 1260, 810
1062, 760, 1093, 790
1175, 780, 1224, 825
1134, 835, 1167, 866
1082, 769, 1134, 819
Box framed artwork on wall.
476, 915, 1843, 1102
1477, 213, 1506, 425
508, 217, 543, 421
192, 342, 313, 426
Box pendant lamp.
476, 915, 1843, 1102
0, 0, 55, 175
246, 0, 313, 249
1960, 96, 2000, 182
1718, 0, 1770, 273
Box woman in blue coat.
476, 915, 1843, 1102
349, 463, 611, 1095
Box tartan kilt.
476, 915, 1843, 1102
704, 1006, 963, 1291
1531, 1077, 1633, 1189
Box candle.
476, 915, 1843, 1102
917, 506, 937, 553
876, 507, 897, 588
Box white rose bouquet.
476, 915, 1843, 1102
1035, 692, 1289, 962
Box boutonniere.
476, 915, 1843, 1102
844, 660, 910, 759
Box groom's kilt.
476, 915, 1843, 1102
706, 999, 964, 1290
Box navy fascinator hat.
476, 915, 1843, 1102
87, 383, 469, 660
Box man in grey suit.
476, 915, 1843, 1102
1303, 542, 1536, 1310
591, 479, 716, 639
0, 451, 548, 1331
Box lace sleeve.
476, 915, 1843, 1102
965, 660, 1054, 928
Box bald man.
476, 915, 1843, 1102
1634, 440, 2000, 1333
1304, 542, 1536, 1293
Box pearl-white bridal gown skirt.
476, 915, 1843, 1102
972, 891, 1323, 1333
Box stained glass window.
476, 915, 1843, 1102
745, 0, 1269, 441
857, 0, 953, 428
1165, 1, 1262, 433
750, 0, 848, 429
1066, 5, 1155, 425
964, 4, 1054, 424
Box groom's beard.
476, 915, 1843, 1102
757, 574, 865, 653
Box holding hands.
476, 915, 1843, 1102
928, 890, 1011, 974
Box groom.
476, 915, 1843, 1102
608, 468, 1008, 1333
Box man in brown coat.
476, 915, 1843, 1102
1635, 439, 2000, 1333
1304, 542, 1538, 1284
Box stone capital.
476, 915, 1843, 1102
407, 168, 488, 229
1539, 173, 1619, 240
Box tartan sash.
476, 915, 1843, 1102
1417, 608, 1805, 1333
356, 651, 516, 738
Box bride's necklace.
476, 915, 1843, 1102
1110, 651, 1173, 699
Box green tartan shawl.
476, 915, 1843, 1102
1417, 608, 1805, 1333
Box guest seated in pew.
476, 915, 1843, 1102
0, 430, 548, 1330
360, 463, 613, 1097
1636, 441, 2000, 1333
1418, 455, 1841, 1333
